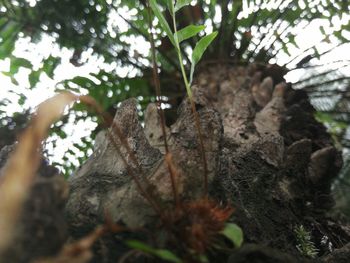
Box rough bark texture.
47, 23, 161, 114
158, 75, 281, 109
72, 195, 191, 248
63, 63, 350, 262
1, 63, 349, 262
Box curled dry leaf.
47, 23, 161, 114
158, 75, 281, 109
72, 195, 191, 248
0, 91, 126, 260
0, 92, 78, 256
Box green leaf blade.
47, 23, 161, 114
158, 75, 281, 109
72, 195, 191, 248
155, 249, 182, 263
190, 31, 218, 84
175, 0, 192, 12
159, 0, 173, 12
192, 31, 218, 65
175, 25, 205, 43
149, 0, 176, 47
221, 223, 243, 248
126, 240, 182, 263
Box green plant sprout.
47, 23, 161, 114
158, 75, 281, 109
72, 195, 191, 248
294, 225, 319, 258
123, 1, 243, 262
150, 0, 218, 195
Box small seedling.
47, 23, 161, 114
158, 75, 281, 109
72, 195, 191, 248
294, 225, 319, 258
150, 0, 218, 196
119, 1, 243, 262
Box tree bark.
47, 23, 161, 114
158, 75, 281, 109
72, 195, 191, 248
2, 63, 349, 262
64, 63, 350, 262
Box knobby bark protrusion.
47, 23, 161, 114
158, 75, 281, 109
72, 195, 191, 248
64, 63, 349, 262
1, 63, 348, 262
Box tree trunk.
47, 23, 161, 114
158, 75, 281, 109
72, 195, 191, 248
2, 63, 349, 262
64, 63, 350, 262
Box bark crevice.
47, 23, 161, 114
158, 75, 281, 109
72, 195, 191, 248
0, 63, 349, 262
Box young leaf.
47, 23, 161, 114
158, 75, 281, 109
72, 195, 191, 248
221, 223, 243, 248
168, 0, 175, 14
149, 0, 176, 47
175, 0, 192, 12
175, 25, 205, 43
189, 31, 218, 84
126, 240, 182, 263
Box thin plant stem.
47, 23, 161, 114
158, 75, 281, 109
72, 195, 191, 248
146, 1, 179, 208
170, 0, 209, 197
